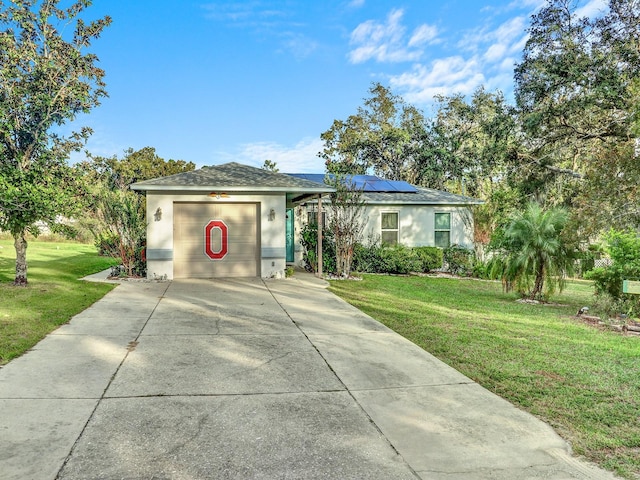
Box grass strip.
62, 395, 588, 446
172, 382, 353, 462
329, 274, 640, 479
0, 240, 117, 365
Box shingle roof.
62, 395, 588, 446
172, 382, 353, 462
288, 173, 418, 193
130, 162, 334, 194
286, 173, 482, 205
130, 162, 481, 205
361, 187, 483, 205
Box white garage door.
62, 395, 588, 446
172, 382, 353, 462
173, 202, 259, 278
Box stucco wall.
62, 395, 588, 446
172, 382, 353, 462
361, 205, 474, 248
292, 202, 475, 268
145, 192, 286, 279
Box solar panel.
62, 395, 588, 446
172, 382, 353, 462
286, 173, 417, 193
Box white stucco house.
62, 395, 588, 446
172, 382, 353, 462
131, 162, 482, 279
287, 174, 483, 267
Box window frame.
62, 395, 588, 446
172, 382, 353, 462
381, 211, 399, 245
434, 212, 451, 248
307, 211, 326, 228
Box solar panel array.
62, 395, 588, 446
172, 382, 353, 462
287, 174, 417, 193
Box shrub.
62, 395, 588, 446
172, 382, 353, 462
584, 230, 640, 315
96, 190, 147, 277
413, 246, 443, 272
378, 244, 422, 274
590, 292, 640, 321
585, 266, 622, 298
443, 244, 474, 276
471, 259, 491, 279
352, 243, 442, 274
95, 231, 120, 256
352, 242, 383, 273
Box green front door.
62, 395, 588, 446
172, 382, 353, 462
286, 208, 294, 263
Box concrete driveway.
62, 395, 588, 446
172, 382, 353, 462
0, 273, 617, 479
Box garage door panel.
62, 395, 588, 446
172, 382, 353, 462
174, 259, 257, 278
176, 220, 255, 237
175, 245, 257, 261
173, 203, 259, 278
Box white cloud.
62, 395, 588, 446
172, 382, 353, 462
387, 11, 531, 104
390, 56, 486, 102
409, 24, 438, 47
348, 8, 438, 64
484, 43, 507, 63
280, 33, 319, 59
347, 0, 365, 8
575, 0, 608, 18
214, 137, 326, 173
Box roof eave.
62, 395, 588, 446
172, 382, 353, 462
130, 184, 335, 194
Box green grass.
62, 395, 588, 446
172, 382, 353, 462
329, 275, 640, 479
0, 239, 118, 365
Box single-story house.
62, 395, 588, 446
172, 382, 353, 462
131, 162, 482, 279
287, 174, 483, 266
130, 162, 334, 279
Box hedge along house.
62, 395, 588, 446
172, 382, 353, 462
286, 174, 483, 267
130, 162, 334, 280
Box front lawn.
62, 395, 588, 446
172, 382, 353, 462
0, 239, 117, 365
329, 275, 640, 479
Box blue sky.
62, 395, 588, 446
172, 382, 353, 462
72, 0, 607, 172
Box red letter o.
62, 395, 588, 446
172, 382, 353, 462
204, 220, 228, 260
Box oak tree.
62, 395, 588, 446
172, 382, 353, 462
514, 0, 640, 231
320, 83, 426, 182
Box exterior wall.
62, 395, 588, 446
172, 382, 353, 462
145, 191, 286, 279
292, 202, 475, 268
361, 204, 474, 249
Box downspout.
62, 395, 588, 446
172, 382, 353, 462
317, 194, 323, 278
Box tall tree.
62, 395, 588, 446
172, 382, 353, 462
262, 159, 279, 172
514, 0, 640, 230
421, 87, 519, 197
319, 83, 426, 181
80, 147, 195, 190
76, 147, 195, 277
0, 0, 111, 285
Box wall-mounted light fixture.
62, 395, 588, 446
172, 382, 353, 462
208, 192, 229, 199
268, 208, 276, 221
154, 207, 162, 221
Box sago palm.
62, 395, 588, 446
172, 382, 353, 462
500, 203, 575, 301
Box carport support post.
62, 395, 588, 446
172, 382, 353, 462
317, 194, 323, 278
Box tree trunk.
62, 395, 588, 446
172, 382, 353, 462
530, 263, 545, 300
14, 232, 28, 286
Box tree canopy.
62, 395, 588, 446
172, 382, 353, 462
0, 0, 111, 285
514, 0, 640, 231
320, 83, 427, 181
80, 146, 195, 190
76, 147, 195, 277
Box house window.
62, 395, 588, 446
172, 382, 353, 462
307, 211, 326, 228
435, 213, 451, 248
381, 212, 399, 245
